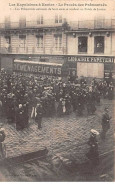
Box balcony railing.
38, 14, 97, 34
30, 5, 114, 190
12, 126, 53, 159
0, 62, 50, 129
0, 19, 115, 31
69, 19, 115, 30
0, 46, 67, 55
0, 19, 64, 30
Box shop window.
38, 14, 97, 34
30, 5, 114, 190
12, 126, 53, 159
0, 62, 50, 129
36, 36, 43, 49
94, 36, 104, 53
54, 34, 62, 50
55, 15, 62, 23
37, 15, 43, 24
78, 37, 87, 53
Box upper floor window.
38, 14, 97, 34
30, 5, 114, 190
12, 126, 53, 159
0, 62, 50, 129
5, 16, 10, 28
78, 37, 87, 53
54, 34, 62, 50
94, 36, 104, 53
19, 17, 26, 28
37, 15, 43, 25
36, 35, 43, 49
4, 36, 11, 51
55, 15, 62, 23
4, 36, 11, 45
19, 35, 26, 49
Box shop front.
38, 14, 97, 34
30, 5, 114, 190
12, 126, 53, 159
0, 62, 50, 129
0, 54, 114, 81
66, 55, 115, 80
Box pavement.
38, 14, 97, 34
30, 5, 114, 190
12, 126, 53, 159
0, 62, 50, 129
0, 98, 114, 181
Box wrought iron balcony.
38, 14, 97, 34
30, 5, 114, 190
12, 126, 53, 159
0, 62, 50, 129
69, 19, 115, 30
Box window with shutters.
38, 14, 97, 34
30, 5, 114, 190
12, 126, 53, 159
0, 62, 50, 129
36, 36, 43, 49
54, 35, 62, 50
19, 35, 26, 50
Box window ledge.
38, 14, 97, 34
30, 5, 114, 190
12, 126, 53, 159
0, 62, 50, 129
94, 52, 104, 54
78, 52, 87, 54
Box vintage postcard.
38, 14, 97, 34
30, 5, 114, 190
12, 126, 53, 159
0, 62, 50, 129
0, 0, 115, 182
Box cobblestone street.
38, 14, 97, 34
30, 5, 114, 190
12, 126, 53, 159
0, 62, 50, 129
0, 98, 114, 181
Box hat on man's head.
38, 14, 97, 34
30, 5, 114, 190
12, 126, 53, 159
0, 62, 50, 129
104, 107, 109, 111
90, 129, 99, 135
0, 128, 5, 132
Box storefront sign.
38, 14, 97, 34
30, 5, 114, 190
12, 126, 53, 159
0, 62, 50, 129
67, 56, 114, 63
13, 62, 62, 76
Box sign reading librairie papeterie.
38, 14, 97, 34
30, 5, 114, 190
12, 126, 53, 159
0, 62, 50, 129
67, 56, 114, 63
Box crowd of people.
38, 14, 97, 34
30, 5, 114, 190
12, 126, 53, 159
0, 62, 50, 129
0, 69, 114, 131
0, 68, 114, 165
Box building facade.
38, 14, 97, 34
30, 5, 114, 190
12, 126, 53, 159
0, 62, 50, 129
0, 14, 115, 79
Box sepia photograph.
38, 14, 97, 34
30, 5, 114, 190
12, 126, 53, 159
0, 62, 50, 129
0, 0, 115, 183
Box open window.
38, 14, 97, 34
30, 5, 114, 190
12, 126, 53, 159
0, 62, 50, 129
94, 36, 104, 53
4, 36, 11, 51
78, 37, 87, 53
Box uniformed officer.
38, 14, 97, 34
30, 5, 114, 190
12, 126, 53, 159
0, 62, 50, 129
103, 80, 108, 99
101, 108, 111, 140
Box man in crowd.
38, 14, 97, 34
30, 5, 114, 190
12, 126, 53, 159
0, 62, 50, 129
108, 82, 114, 100
35, 103, 43, 129
16, 104, 25, 130
101, 108, 112, 140
0, 127, 6, 159
0, 69, 114, 130
86, 129, 99, 165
